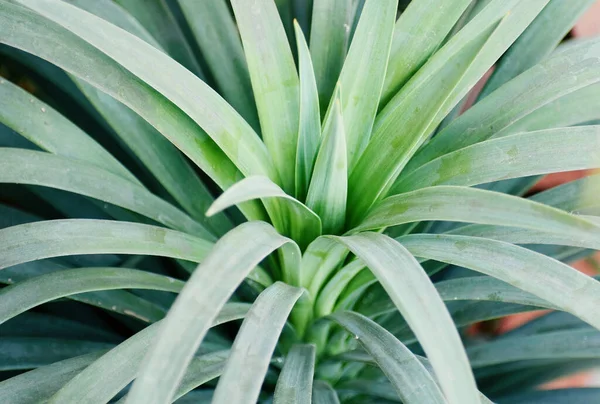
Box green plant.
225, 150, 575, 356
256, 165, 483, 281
0, 0, 600, 402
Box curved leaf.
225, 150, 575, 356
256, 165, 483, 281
0, 338, 113, 371
312, 380, 340, 404
497, 388, 600, 404
127, 222, 299, 404
0, 219, 212, 270
309, 0, 355, 114
213, 283, 304, 404
348, 0, 548, 224
50, 303, 247, 403
331, 233, 479, 404
207, 176, 321, 249
400, 234, 600, 331
331, 311, 445, 404
0, 351, 106, 404
274, 344, 315, 404
0, 267, 184, 324
230, 0, 299, 193
177, 0, 259, 130
480, 0, 597, 98
380, 0, 473, 105
356, 186, 600, 249
113, 0, 204, 77
0, 148, 212, 238
393, 127, 600, 193
467, 329, 600, 368
408, 37, 600, 172
0, 78, 136, 183
337, 0, 397, 167
9, 0, 279, 189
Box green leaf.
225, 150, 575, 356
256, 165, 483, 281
207, 176, 321, 250
393, 126, 600, 193
380, 0, 473, 106
468, 329, 600, 368
331, 233, 479, 404
480, 0, 598, 98
0, 259, 172, 324
211, 283, 304, 404
400, 234, 600, 331
348, 0, 548, 225
0, 219, 212, 271
0, 78, 136, 184
10, 0, 279, 187
306, 95, 347, 234
230, 0, 300, 193
331, 311, 445, 404
66, 0, 160, 47
337, 0, 397, 168
0, 148, 213, 239
294, 21, 321, 201
407, 37, 600, 172
177, 0, 260, 130
274, 344, 316, 404
114, 0, 205, 78
0, 267, 184, 325
50, 303, 247, 403
312, 381, 340, 404
0, 338, 113, 371
356, 186, 600, 245
359, 275, 560, 318
316, 260, 365, 317
309, 0, 356, 115
73, 80, 231, 235
127, 222, 299, 404
497, 388, 600, 404
494, 82, 600, 136
0, 351, 107, 404
0, 1, 268, 220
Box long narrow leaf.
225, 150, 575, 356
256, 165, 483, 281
0, 219, 211, 270
356, 186, 600, 250
12, 0, 279, 184
294, 21, 321, 201
0, 78, 136, 183
177, 0, 259, 129
114, 0, 204, 77
274, 344, 316, 404
50, 304, 247, 403
306, 96, 347, 234
0, 148, 212, 238
230, 0, 299, 193
337, 0, 397, 167
0, 267, 184, 324
331, 311, 445, 404
207, 176, 321, 250
408, 37, 600, 172
213, 283, 304, 404
380, 0, 473, 105
331, 233, 479, 404
0, 1, 266, 220
348, 0, 548, 224
480, 0, 597, 98
393, 127, 600, 193
309, 0, 355, 114
127, 222, 299, 404
400, 234, 600, 331
0, 351, 106, 404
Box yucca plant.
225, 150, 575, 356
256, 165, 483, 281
0, 0, 600, 402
